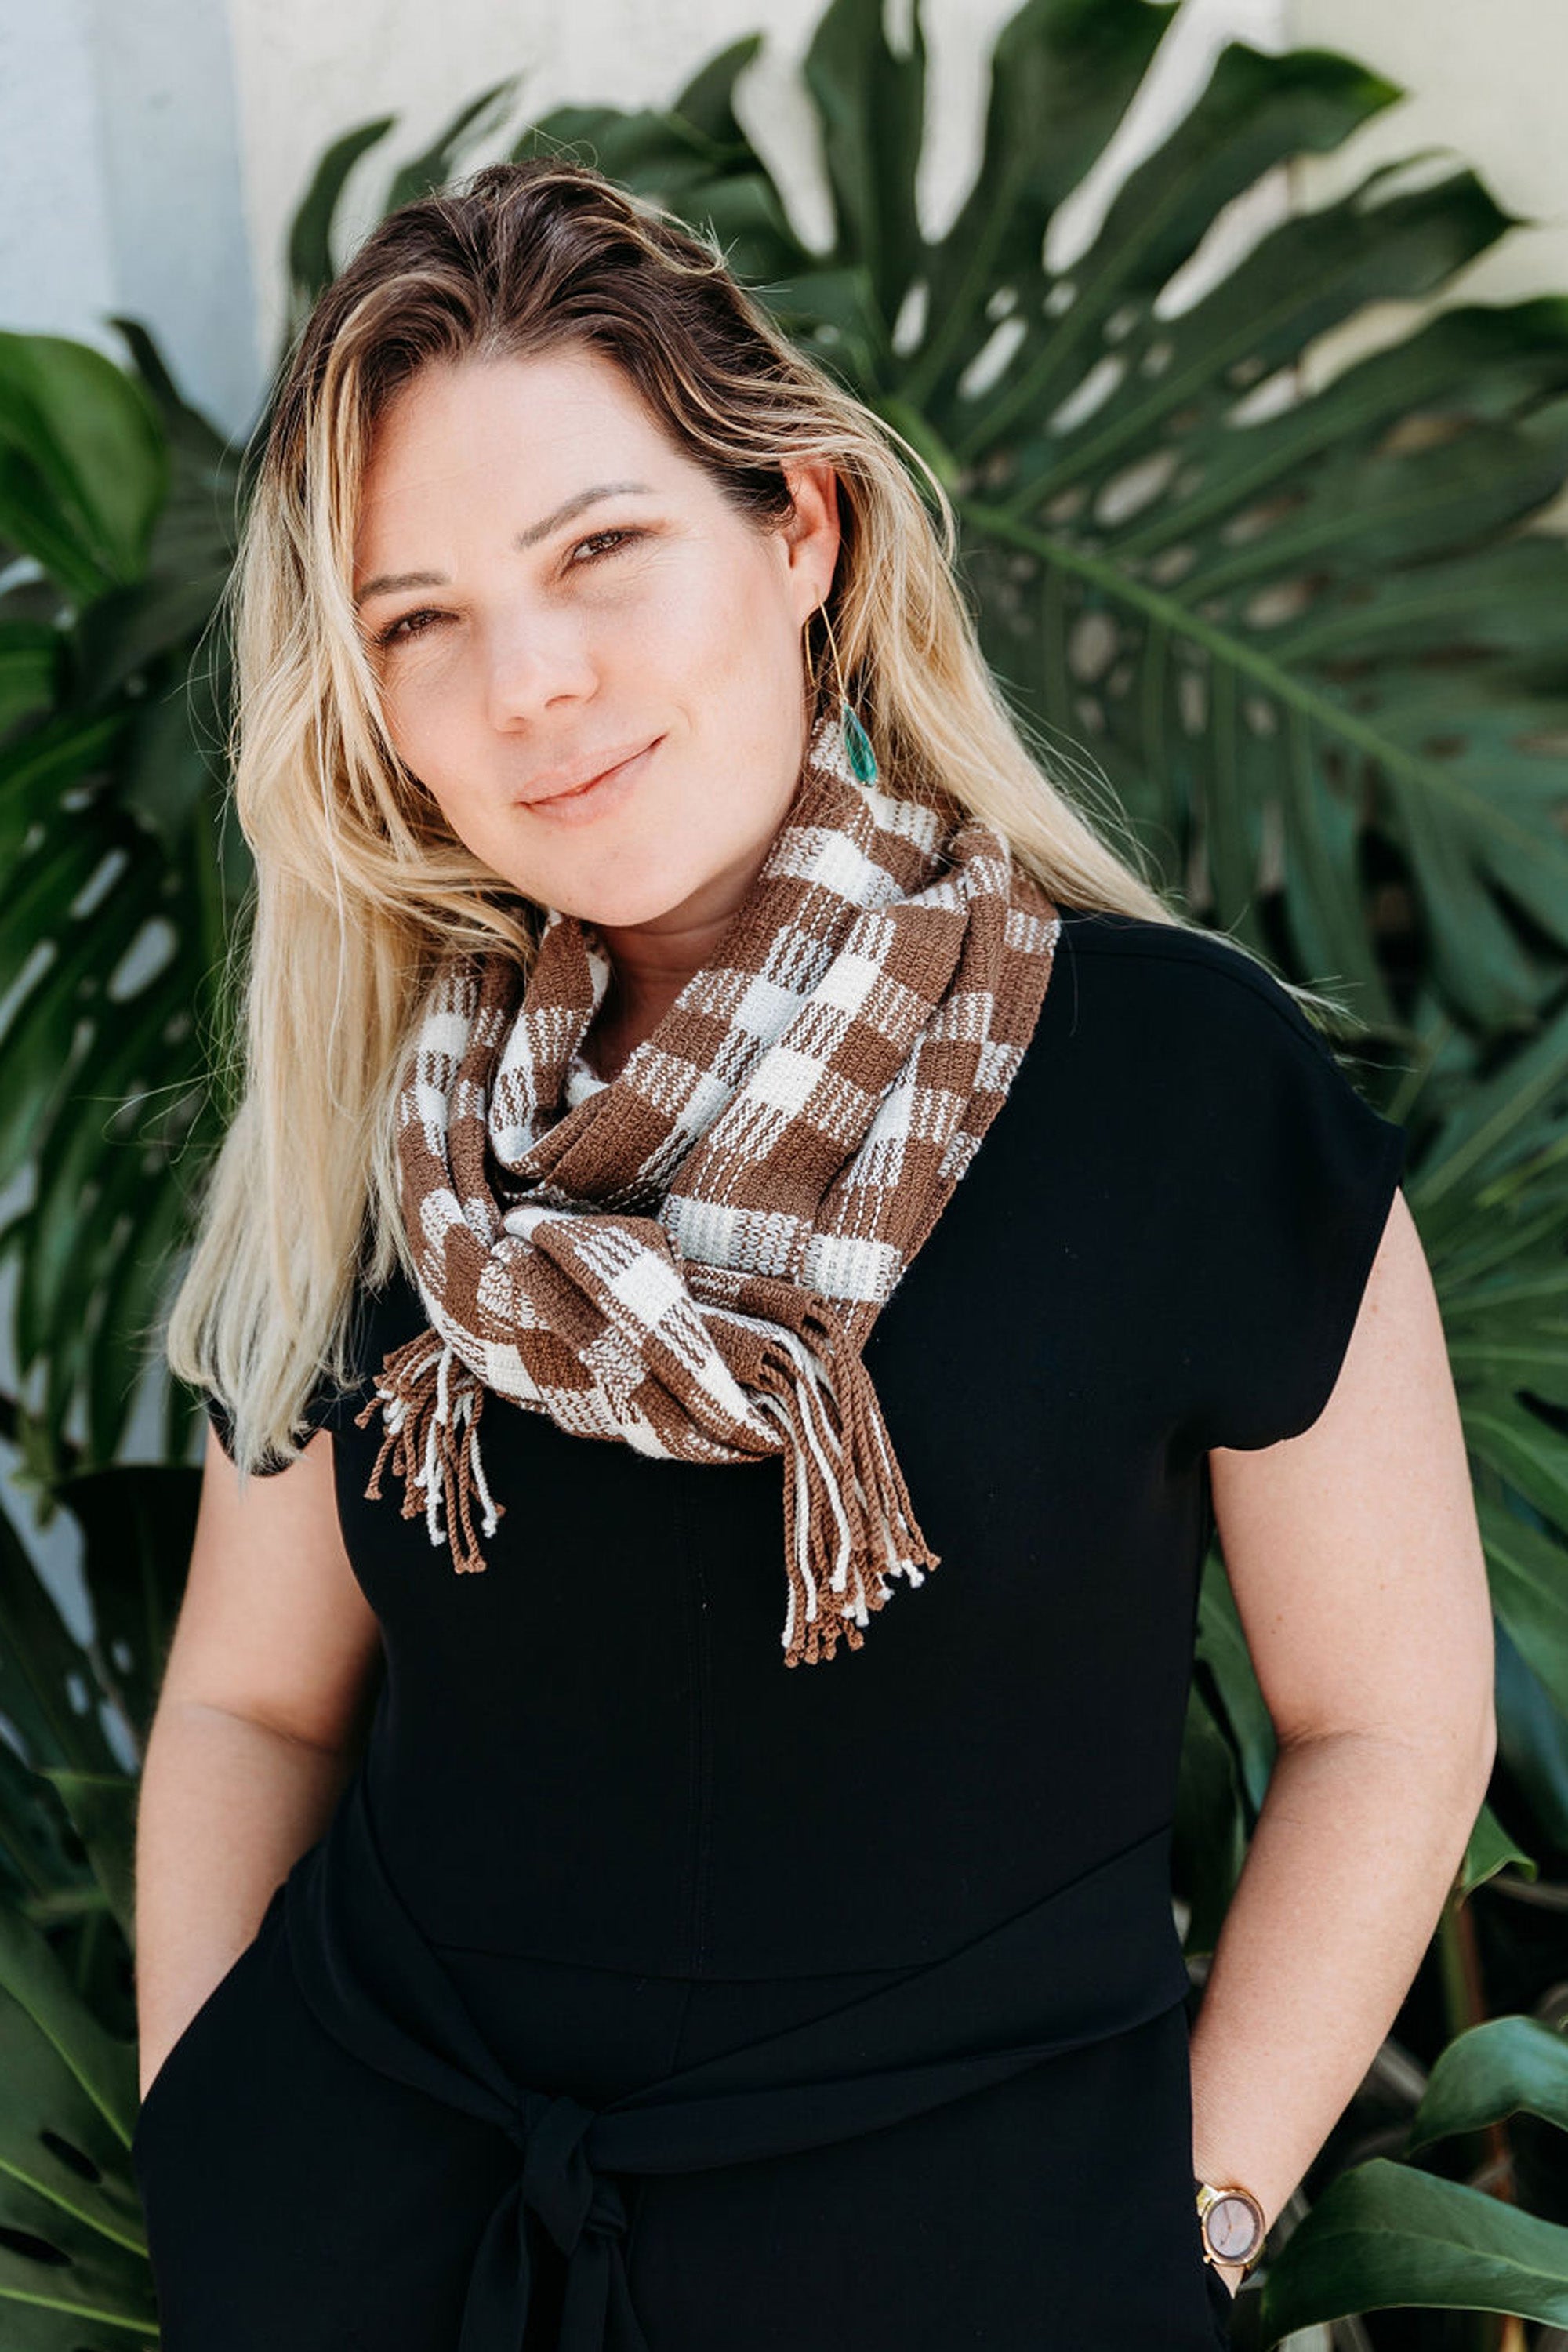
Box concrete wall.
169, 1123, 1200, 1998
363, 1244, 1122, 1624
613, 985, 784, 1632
0, 0, 260, 437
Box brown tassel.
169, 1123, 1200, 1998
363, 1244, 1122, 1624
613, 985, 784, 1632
754, 1301, 940, 1668
356, 1308, 934, 1653
355, 1328, 506, 1575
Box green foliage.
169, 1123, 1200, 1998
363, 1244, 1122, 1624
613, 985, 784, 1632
1, 0, 1566, 2339
0, 1457, 192, 2345
0, 1881, 151, 2351
1261, 2158, 1568, 2328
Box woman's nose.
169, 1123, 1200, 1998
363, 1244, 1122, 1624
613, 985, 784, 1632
482, 611, 599, 731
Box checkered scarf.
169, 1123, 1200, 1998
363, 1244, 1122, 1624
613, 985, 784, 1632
357, 715, 1062, 1666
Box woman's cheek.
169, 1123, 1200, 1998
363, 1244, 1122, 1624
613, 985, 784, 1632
384, 659, 482, 788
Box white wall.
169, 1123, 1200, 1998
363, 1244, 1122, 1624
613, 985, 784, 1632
0, 0, 260, 434
1291, 0, 1568, 314
0, 4, 118, 368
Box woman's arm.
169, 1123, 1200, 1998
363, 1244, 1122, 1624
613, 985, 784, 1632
133, 1425, 383, 2098
1193, 1188, 1496, 2291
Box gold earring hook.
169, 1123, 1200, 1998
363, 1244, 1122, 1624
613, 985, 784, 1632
809, 597, 879, 783
815, 601, 851, 713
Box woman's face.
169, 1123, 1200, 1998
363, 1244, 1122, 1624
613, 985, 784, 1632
351, 346, 840, 934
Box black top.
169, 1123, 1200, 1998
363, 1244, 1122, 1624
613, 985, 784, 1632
205, 907, 1407, 1979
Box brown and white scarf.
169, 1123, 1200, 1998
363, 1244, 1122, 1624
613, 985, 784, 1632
356, 714, 1062, 1666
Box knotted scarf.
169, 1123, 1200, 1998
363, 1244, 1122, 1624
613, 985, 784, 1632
355, 713, 1062, 1665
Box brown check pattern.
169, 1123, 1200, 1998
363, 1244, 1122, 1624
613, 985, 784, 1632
358, 715, 1062, 1666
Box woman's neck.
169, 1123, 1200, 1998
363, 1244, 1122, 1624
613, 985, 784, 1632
582, 957, 691, 1083
579, 794, 800, 1080
584, 901, 748, 1081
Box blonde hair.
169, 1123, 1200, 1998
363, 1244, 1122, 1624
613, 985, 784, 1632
162, 157, 1356, 1475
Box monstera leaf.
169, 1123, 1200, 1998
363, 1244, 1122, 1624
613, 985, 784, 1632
0, 1899, 151, 2352
0, 1446, 194, 2343
0, 325, 243, 1485
797, 0, 1568, 1032
0, 333, 165, 601
0, 1461, 192, 1982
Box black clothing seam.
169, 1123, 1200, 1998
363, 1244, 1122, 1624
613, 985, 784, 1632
690, 1534, 716, 1973
416, 1813, 1180, 1976
677, 1475, 698, 1972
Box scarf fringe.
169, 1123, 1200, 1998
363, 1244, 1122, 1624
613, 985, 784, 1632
354, 1329, 504, 1574
754, 1305, 941, 1669
356, 1308, 939, 1668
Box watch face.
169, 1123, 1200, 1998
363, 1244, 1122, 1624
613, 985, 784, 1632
1206, 2192, 1262, 2263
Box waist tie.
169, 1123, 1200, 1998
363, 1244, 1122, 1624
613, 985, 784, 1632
281, 1775, 1192, 2352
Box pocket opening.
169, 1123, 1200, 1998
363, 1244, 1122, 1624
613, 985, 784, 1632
132, 1884, 285, 2152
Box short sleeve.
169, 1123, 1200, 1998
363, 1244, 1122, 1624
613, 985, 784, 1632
201, 1364, 344, 1475
198, 1272, 385, 1472
1186, 962, 1408, 1454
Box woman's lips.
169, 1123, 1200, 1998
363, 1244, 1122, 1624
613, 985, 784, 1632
524, 737, 661, 825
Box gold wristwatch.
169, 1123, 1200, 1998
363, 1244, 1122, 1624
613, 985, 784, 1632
1194, 2176, 1265, 2273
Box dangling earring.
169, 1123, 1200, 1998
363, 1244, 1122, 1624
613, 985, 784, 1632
816, 603, 878, 785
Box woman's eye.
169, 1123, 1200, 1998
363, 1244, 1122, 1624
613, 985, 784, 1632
374, 608, 446, 650
570, 527, 642, 566
371, 531, 643, 650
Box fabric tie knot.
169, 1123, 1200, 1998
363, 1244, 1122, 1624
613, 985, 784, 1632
513, 2090, 626, 2257
461, 2089, 647, 2352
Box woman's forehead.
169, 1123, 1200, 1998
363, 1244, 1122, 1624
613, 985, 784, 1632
353, 353, 695, 558
368, 350, 673, 479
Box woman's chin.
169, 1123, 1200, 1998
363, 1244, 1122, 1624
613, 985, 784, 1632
540, 869, 713, 935
587, 895, 713, 939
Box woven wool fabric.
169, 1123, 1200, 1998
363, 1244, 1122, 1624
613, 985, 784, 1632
357, 713, 1062, 1666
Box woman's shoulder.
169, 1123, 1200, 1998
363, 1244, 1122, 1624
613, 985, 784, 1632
201, 1255, 426, 1475
1051, 905, 1328, 1049
1044, 906, 1371, 1107
1045, 908, 1406, 1451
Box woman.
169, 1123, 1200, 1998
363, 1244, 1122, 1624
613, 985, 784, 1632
132, 158, 1495, 2350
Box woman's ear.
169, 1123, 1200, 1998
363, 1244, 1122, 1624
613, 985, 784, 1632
779, 461, 842, 624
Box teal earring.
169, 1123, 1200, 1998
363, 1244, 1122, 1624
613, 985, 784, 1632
840, 700, 879, 785
818, 605, 878, 784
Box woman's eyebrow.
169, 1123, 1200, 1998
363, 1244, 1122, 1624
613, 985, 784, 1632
515, 478, 655, 549
354, 479, 657, 608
